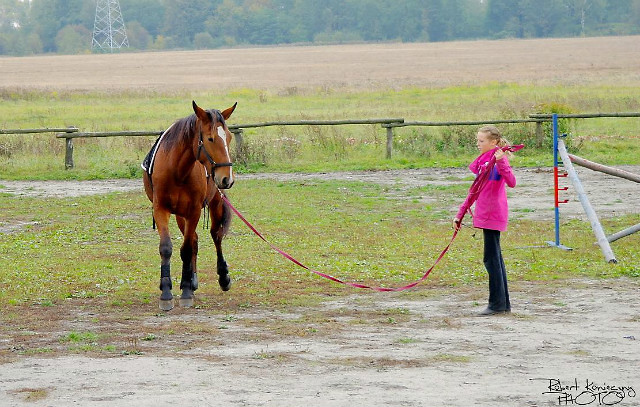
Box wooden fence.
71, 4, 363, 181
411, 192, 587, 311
1, 112, 638, 168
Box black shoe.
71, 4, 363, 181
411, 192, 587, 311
478, 307, 509, 316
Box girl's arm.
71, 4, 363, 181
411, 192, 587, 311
496, 157, 516, 188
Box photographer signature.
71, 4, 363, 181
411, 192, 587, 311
532, 378, 637, 406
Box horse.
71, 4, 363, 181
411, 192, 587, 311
142, 100, 237, 311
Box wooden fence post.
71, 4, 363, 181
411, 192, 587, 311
535, 121, 544, 148
386, 126, 394, 159
65, 137, 74, 169
63, 126, 76, 169
231, 128, 244, 160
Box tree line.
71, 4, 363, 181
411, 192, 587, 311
1, 0, 639, 56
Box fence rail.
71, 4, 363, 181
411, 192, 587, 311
57, 130, 164, 139
1, 112, 638, 169
0, 127, 78, 135
382, 118, 545, 128
529, 112, 640, 119
229, 118, 405, 129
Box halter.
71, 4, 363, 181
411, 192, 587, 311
197, 128, 233, 170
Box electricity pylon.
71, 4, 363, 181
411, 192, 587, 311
92, 0, 129, 52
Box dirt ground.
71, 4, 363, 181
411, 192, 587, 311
1, 167, 639, 407
1, 280, 639, 407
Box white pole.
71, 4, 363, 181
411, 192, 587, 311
607, 222, 640, 243
557, 139, 617, 263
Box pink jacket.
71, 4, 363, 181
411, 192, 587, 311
456, 149, 517, 231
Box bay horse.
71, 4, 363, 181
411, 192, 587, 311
142, 101, 237, 311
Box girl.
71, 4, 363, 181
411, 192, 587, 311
453, 125, 516, 316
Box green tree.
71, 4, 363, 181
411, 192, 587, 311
55, 24, 91, 54
0, 0, 28, 33
162, 0, 219, 47
205, 0, 246, 45
194, 31, 216, 48
121, 0, 165, 38
426, 0, 448, 41
632, 0, 640, 26
126, 21, 152, 50
397, 0, 428, 41
26, 32, 44, 55
486, 0, 514, 37
31, 0, 85, 52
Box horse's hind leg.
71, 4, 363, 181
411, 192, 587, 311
155, 208, 174, 311
210, 196, 232, 291
176, 215, 199, 308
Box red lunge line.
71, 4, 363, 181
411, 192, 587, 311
221, 193, 458, 292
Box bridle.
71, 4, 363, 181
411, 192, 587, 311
196, 126, 233, 170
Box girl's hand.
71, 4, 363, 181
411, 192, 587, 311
494, 148, 505, 160
453, 218, 461, 231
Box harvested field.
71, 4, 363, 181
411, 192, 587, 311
1, 36, 639, 92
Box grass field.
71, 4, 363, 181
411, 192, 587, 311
1, 179, 638, 309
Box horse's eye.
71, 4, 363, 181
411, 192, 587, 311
208, 138, 214, 142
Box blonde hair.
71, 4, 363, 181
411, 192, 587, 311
478, 125, 510, 148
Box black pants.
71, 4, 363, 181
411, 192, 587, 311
483, 229, 511, 311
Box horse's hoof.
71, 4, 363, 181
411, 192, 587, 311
179, 296, 194, 308
179, 289, 194, 308
159, 299, 174, 311
219, 276, 232, 292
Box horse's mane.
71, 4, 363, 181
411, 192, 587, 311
161, 114, 196, 151
161, 109, 225, 151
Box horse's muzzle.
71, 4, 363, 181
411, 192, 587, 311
216, 176, 234, 190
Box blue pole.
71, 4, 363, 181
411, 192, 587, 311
553, 114, 560, 246
546, 114, 571, 250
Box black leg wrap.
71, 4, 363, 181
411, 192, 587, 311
192, 272, 199, 291
180, 268, 191, 290
159, 264, 172, 297
180, 265, 198, 291
217, 260, 231, 291
159, 277, 173, 301
161, 263, 171, 279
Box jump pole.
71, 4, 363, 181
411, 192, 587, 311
607, 223, 640, 243
546, 114, 572, 250
556, 137, 618, 263
568, 154, 640, 184
566, 153, 640, 243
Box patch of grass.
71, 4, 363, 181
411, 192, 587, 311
62, 331, 99, 343
9, 388, 50, 402
23, 347, 54, 355
396, 337, 420, 344
0, 179, 638, 313
431, 353, 472, 363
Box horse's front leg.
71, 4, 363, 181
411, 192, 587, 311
177, 215, 199, 308
210, 196, 232, 291
155, 208, 174, 311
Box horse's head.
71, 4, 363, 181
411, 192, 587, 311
192, 100, 237, 189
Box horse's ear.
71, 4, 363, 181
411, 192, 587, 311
192, 100, 210, 123
221, 102, 237, 121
